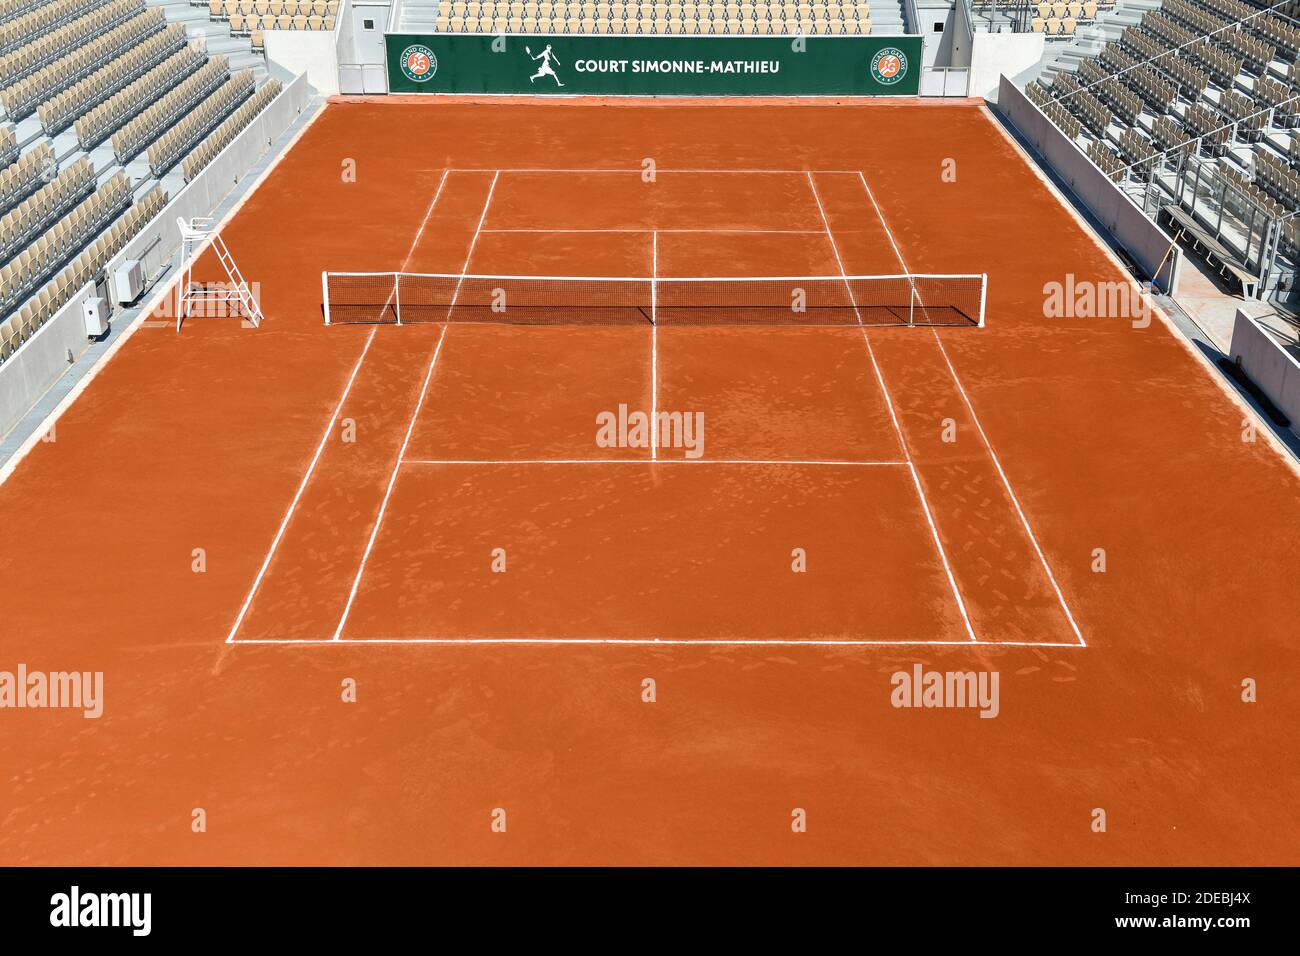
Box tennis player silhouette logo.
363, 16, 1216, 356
526, 44, 564, 87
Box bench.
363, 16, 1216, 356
1161, 204, 1259, 298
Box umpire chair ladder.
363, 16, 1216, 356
176, 217, 264, 331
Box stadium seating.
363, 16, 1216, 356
0, 144, 55, 216
419, 0, 873, 35
199, 0, 339, 49
111, 56, 233, 162
1030, 0, 1300, 291
40, 23, 190, 136
0, 4, 165, 119
0, 186, 167, 361
147, 68, 255, 176
181, 77, 282, 181
0, 157, 95, 264
0, 0, 286, 374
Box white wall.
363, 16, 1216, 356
970, 33, 1044, 102
265, 28, 341, 95
1231, 308, 1300, 433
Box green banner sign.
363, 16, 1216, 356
386, 33, 922, 96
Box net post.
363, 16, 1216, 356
393, 272, 402, 326
650, 275, 657, 326
979, 273, 988, 328
908, 279, 916, 327
321, 271, 331, 326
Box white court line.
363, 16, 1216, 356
451, 167, 864, 175
447, 170, 500, 315
230, 167, 460, 642
401, 458, 909, 466
331, 326, 448, 641
651, 229, 658, 460
805, 171, 978, 644
225, 327, 377, 643
479, 228, 825, 234
238, 637, 1087, 647
856, 171, 1086, 648
332, 173, 499, 641
402, 171, 452, 271
378, 169, 450, 323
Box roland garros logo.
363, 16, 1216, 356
870, 47, 908, 86
400, 44, 437, 83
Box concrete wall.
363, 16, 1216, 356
337, 0, 358, 63
971, 33, 1044, 101
998, 74, 1181, 294
1231, 308, 1300, 433
266, 26, 342, 95
0, 75, 311, 440
0, 285, 95, 438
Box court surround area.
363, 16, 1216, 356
0, 98, 1295, 866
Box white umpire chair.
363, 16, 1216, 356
175, 217, 264, 331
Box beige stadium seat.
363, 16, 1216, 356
1082, 0, 1096, 16
1061, 16, 1075, 33
230, 12, 245, 29
1045, 15, 1059, 32
1050, 1, 1065, 16
1031, 16, 1043, 31
1036, 0, 1049, 16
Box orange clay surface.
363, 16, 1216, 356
0, 99, 1297, 865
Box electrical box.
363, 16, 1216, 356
113, 259, 144, 304
82, 296, 109, 337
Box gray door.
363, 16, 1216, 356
351, 4, 388, 65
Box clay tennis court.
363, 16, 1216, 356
0, 98, 1296, 865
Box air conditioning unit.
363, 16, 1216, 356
113, 259, 144, 304
82, 296, 109, 337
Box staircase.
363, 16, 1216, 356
1024, 0, 1163, 85
871, 0, 908, 34
154, 0, 270, 83
397, 0, 442, 30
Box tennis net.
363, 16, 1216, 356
321, 271, 986, 328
